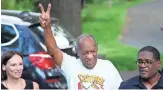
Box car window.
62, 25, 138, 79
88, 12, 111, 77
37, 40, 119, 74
15, 25, 45, 54
1, 24, 17, 44
30, 26, 45, 44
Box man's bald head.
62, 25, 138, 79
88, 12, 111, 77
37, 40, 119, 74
76, 34, 98, 69
76, 34, 97, 51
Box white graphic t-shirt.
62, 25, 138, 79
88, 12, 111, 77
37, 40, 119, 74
61, 52, 122, 90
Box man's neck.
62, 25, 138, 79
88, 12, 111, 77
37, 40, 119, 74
141, 72, 161, 89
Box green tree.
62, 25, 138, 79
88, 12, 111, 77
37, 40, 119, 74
2, 0, 35, 11
38, 0, 82, 37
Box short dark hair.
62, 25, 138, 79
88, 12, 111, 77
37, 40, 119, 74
1, 51, 23, 80
138, 46, 160, 60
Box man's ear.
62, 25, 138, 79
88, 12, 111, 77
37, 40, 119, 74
76, 49, 80, 57
157, 60, 161, 68
158, 60, 161, 64
75, 46, 80, 57
96, 46, 98, 52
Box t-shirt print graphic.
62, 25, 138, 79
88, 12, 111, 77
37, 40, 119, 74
78, 74, 105, 90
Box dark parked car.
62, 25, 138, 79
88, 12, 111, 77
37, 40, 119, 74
1, 15, 67, 89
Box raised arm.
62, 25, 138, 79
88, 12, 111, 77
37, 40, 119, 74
39, 3, 63, 67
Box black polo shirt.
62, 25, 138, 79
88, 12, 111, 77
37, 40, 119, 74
119, 72, 163, 89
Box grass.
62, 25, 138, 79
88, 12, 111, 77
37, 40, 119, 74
82, 0, 163, 71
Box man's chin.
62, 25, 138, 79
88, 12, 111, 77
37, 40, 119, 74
86, 66, 94, 69
85, 64, 96, 69
84, 62, 97, 69
140, 74, 149, 80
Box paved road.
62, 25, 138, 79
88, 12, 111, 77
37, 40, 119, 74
120, 71, 138, 81
121, 0, 163, 53
120, 0, 163, 80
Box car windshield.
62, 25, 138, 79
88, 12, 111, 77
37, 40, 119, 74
30, 23, 76, 46
51, 24, 76, 42
15, 24, 45, 55
29, 26, 45, 44
37, 24, 76, 45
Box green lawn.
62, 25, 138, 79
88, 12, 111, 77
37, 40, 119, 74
82, 0, 163, 71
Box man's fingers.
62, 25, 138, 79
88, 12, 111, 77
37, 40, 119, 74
39, 16, 45, 27
46, 3, 51, 14
40, 15, 44, 21
39, 4, 45, 14
39, 3, 51, 28
40, 14, 44, 19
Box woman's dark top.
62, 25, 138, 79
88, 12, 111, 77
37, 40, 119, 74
1, 80, 33, 89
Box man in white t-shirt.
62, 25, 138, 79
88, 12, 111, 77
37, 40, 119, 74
39, 3, 122, 90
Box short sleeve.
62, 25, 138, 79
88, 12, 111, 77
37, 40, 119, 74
105, 61, 123, 90
61, 52, 78, 75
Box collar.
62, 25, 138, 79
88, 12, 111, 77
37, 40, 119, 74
131, 71, 163, 88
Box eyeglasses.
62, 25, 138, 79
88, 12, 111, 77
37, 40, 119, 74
136, 59, 157, 67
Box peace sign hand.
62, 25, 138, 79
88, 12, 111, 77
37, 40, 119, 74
39, 3, 51, 29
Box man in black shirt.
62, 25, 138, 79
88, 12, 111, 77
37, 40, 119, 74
119, 46, 163, 89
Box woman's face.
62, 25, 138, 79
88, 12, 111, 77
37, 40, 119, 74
3, 54, 23, 79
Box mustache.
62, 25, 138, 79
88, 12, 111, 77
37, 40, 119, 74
139, 69, 148, 72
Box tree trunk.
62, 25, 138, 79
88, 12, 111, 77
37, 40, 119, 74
38, 0, 82, 38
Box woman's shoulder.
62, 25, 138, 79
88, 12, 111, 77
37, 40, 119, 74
23, 79, 34, 89
24, 79, 39, 89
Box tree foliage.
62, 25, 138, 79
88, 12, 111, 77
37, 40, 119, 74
86, 0, 137, 4
2, 0, 35, 11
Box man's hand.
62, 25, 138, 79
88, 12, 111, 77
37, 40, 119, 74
39, 3, 51, 29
